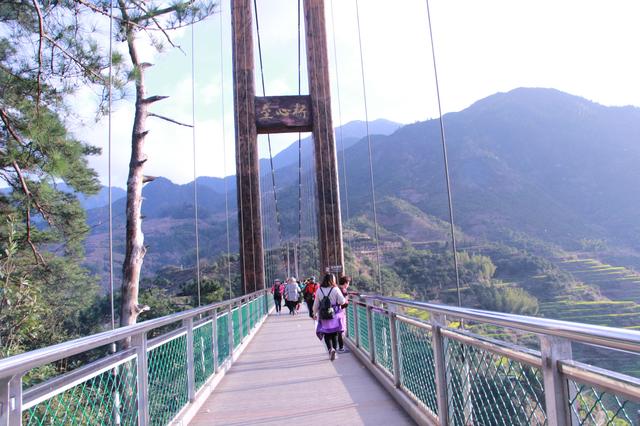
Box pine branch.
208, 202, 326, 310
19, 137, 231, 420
12, 161, 46, 264
42, 34, 105, 82
129, 0, 184, 51
148, 112, 192, 127
142, 95, 168, 104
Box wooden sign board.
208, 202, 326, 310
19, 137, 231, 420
325, 265, 343, 274
255, 95, 313, 134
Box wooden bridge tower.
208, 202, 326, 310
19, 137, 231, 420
231, 0, 344, 293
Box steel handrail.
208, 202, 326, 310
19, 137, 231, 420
359, 295, 640, 353
0, 289, 267, 379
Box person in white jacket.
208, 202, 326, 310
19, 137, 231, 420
313, 274, 346, 360
284, 277, 300, 315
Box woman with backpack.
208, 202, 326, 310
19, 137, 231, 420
271, 278, 284, 315
313, 274, 346, 361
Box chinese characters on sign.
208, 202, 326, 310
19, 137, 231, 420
255, 95, 313, 134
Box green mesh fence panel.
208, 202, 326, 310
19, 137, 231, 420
357, 305, 370, 352
232, 308, 241, 348
250, 300, 255, 329
217, 313, 230, 364
148, 334, 188, 426
372, 310, 393, 374
568, 380, 636, 425
193, 321, 215, 390
24, 357, 138, 426
242, 304, 249, 337
444, 337, 546, 426
347, 303, 355, 340
397, 320, 438, 414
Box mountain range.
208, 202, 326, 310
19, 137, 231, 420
82, 88, 640, 288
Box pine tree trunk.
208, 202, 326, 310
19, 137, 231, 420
120, 3, 148, 327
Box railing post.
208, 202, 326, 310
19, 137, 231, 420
353, 302, 360, 347
366, 302, 375, 363
431, 313, 449, 426
540, 335, 573, 426
388, 304, 401, 388
263, 291, 269, 316
211, 308, 219, 373
238, 299, 244, 340
131, 333, 149, 426
0, 376, 9, 426
184, 318, 196, 402
0, 375, 22, 426
228, 304, 234, 358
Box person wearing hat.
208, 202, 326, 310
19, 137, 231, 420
270, 278, 284, 315
302, 276, 318, 318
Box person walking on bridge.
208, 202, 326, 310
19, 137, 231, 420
313, 274, 346, 361
271, 279, 284, 315
337, 275, 351, 353
303, 276, 318, 318
284, 277, 300, 315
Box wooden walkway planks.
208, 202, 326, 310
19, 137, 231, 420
190, 307, 415, 425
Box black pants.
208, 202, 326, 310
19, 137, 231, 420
337, 332, 344, 350
274, 296, 282, 312
285, 300, 297, 314
324, 332, 338, 351
305, 299, 314, 317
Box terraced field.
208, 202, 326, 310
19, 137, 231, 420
537, 259, 640, 328
559, 258, 640, 304
541, 258, 640, 378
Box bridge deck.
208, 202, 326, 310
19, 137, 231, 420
190, 306, 414, 425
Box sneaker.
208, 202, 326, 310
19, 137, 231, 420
329, 349, 336, 361
337, 347, 349, 354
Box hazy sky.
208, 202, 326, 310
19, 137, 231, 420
77, 0, 640, 188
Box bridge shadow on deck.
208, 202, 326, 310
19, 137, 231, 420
190, 306, 414, 425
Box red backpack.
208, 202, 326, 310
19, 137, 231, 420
303, 282, 317, 300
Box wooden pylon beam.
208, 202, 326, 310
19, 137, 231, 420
304, 0, 345, 277
230, 0, 344, 291
231, 0, 264, 294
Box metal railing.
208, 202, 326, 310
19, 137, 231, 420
346, 295, 640, 426
0, 289, 273, 426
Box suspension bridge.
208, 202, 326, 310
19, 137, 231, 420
1, 0, 640, 425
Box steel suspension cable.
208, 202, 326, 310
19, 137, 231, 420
108, 0, 115, 331
253, 0, 286, 280
191, 18, 201, 307
297, 0, 303, 279
219, 3, 232, 299
329, 0, 351, 274
355, 0, 383, 293
425, 0, 462, 308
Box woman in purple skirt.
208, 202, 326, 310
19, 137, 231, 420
313, 274, 346, 361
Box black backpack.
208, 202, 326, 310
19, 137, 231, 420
318, 287, 335, 320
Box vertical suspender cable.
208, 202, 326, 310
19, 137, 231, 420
191, 19, 201, 307
329, 0, 351, 274
354, 0, 382, 293
219, 2, 232, 299
108, 0, 115, 331
425, 0, 462, 308
297, 0, 303, 278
